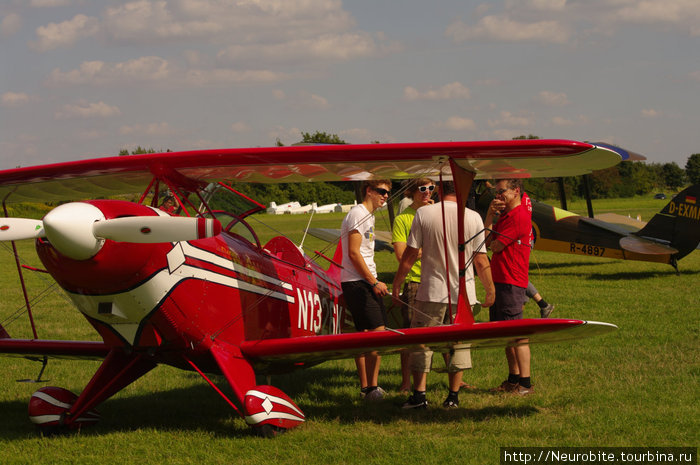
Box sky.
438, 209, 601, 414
1, 0, 699, 171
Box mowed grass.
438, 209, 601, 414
0, 197, 698, 465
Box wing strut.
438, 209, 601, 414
449, 159, 476, 325
2, 199, 39, 340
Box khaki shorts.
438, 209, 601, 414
408, 300, 472, 373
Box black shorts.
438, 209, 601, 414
490, 282, 526, 321
341, 280, 387, 331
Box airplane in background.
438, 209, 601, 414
0, 140, 622, 436
473, 183, 700, 271
266, 201, 301, 214
312, 202, 342, 214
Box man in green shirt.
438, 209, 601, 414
391, 177, 434, 392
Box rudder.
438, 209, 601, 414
635, 184, 700, 261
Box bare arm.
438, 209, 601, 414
391, 246, 420, 301
485, 199, 505, 252
393, 241, 407, 262
348, 230, 388, 296
393, 241, 421, 262
473, 252, 495, 307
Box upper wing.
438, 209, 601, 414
0, 140, 622, 203
240, 319, 617, 370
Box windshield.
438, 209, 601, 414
200, 182, 265, 219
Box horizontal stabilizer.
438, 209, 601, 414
619, 236, 678, 256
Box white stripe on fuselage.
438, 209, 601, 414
68, 242, 295, 346
180, 242, 293, 291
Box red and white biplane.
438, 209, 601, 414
0, 140, 622, 436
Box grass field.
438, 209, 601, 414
0, 196, 698, 465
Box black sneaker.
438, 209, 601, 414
401, 394, 428, 409
442, 396, 459, 409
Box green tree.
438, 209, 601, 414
299, 131, 347, 144
617, 161, 657, 196
686, 154, 700, 185
661, 162, 686, 190
118, 146, 169, 155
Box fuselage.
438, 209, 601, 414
36, 199, 346, 373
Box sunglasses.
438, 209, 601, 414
492, 188, 509, 196
372, 187, 391, 196
418, 185, 435, 192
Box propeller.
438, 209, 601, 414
92, 216, 222, 243
0, 202, 222, 260
0, 219, 46, 241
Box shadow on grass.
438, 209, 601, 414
0, 366, 538, 439
585, 268, 700, 281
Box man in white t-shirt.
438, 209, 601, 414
392, 181, 495, 409
341, 179, 391, 401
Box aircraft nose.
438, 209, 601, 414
42, 202, 105, 260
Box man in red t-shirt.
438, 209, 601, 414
485, 178, 534, 395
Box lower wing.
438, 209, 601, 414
240, 319, 617, 368
0, 338, 110, 361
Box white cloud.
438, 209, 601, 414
184, 68, 289, 86
525, 0, 567, 11
30, 0, 75, 6
339, 128, 373, 142
438, 116, 477, 131
103, 0, 223, 42
119, 122, 175, 136
47, 56, 170, 86
446, 16, 570, 44
611, 0, 700, 27
217, 32, 385, 66
302, 92, 330, 110
55, 101, 121, 119
551, 116, 574, 126
267, 126, 303, 145
488, 111, 534, 128
403, 82, 471, 101
31, 14, 99, 52
102, 0, 357, 45
275, 90, 331, 110
231, 122, 252, 134
1, 13, 22, 37
641, 109, 659, 118
1, 92, 34, 107
536, 90, 570, 106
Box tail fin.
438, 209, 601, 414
0, 323, 10, 339
635, 184, 700, 261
